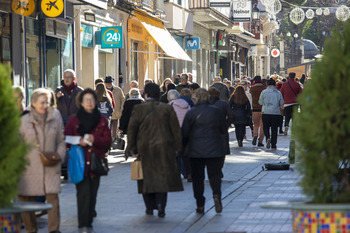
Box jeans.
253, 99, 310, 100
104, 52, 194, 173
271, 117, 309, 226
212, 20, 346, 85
262, 114, 280, 148
234, 124, 246, 142
76, 176, 100, 228
284, 105, 297, 127
190, 157, 225, 207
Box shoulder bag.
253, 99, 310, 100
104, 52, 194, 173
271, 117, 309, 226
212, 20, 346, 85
32, 123, 61, 166
90, 151, 109, 176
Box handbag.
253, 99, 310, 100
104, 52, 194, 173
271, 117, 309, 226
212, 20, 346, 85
130, 159, 143, 180
68, 145, 85, 184
115, 134, 126, 150
32, 123, 61, 166
90, 151, 109, 176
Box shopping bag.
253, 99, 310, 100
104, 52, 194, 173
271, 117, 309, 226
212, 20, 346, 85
130, 159, 143, 180
90, 151, 109, 176
68, 145, 85, 184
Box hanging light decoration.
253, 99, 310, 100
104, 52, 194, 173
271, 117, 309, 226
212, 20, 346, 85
290, 7, 305, 25
316, 8, 323, 16
323, 8, 330, 16
336, 5, 350, 21
305, 9, 315, 19
261, 0, 275, 8
266, 0, 282, 15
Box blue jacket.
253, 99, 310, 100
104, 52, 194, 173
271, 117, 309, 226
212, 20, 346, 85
259, 86, 284, 115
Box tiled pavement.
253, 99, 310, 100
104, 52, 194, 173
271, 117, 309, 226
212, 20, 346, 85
23, 127, 305, 233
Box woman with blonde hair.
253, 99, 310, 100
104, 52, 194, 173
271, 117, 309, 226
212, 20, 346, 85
229, 86, 252, 147
160, 78, 174, 95
95, 83, 113, 121
19, 88, 66, 233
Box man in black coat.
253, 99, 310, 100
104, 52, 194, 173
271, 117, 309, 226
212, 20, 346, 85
210, 76, 230, 101
55, 69, 83, 125
182, 88, 227, 214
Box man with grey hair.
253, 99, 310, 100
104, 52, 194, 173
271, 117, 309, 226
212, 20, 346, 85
55, 69, 83, 125
210, 76, 230, 101
182, 88, 227, 214
125, 80, 139, 100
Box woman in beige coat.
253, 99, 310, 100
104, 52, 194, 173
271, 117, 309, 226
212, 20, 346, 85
19, 88, 66, 233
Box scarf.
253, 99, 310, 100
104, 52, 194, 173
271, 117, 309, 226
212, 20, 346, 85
76, 107, 101, 136
64, 81, 77, 95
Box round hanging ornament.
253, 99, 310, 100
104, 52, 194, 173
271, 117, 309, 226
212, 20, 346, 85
266, 0, 282, 15
305, 9, 314, 19
323, 8, 330, 16
336, 5, 350, 21
316, 8, 323, 16
290, 7, 305, 25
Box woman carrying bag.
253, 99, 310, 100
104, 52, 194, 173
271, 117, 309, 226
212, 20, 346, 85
19, 88, 66, 233
64, 89, 111, 233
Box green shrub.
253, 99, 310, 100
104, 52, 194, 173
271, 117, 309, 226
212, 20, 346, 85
293, 21, 350, 203
0, 64, 29, 207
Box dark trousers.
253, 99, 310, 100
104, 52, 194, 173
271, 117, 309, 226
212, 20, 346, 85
142, 192, 168, 210
262, 114, 280, 148
284, 105, 297, 127
190, 157, 225, 207
234, 124, 246, 141
76, 176, 100, 228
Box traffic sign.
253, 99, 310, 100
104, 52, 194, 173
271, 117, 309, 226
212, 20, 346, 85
271, 48, 280, 58
41, 0, 64, 18
101, 26, 123, 49
12, 0, 36, 17
185, 37, 200, 50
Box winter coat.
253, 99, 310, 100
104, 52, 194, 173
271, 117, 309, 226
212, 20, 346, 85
259, 86, 284, 115
64, 114, 111, 177
176, 83, 190, 93
209, 97, 234, 155
280, 79, 302, 105
18, 107, 66, 196
108, 84, 125, 120
182, 102, 227, 158
250, 82, 266, 111
119, 97, 144, 134
126, 100, 183, 194
210, 82, 230, 101
97, 98, 114, 119
55, 84, 83, 125
229, 96, 252, 125
169, 98, 191, 127
180, 96, 194, 108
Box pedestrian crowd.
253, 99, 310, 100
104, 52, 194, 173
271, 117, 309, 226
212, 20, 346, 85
14, 69, 304, 233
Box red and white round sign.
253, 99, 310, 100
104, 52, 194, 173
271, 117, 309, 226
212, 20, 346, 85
271, 48, 280, 58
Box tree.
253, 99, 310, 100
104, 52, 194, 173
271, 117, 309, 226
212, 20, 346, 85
0, 64, 29, 207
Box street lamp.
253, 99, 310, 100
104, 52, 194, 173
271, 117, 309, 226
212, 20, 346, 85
293, 33, 298, 65
252, 4, 260, 20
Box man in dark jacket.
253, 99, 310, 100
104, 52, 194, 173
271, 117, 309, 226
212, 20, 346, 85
249, 75, 266, 147
176, 73, 190, 93
210, 76, 230, 101
55, 69, 83, 125
280, 72, 302, 135
182, 88, 227, 214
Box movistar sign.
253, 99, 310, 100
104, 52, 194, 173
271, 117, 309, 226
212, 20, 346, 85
185, 37, 200, 50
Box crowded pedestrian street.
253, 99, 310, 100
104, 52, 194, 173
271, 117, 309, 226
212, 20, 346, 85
27, 128, 303, 233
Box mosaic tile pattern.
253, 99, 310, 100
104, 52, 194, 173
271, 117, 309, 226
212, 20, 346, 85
293, 211, 350, 233
0, 215, 20, 233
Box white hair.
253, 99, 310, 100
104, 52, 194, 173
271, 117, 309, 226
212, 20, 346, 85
64, 69, 76, 78
167, 89, 180, 101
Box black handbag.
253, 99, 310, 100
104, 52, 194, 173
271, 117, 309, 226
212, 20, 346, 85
90, 151, 109, 176
115, 134, 126, 150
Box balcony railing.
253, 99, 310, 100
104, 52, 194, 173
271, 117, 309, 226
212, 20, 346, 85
125, 0, 164, 12
189, 0, 208, 9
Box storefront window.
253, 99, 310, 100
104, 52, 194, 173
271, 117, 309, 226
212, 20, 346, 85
130, 40, 139, 82
26, 17, 41, 103
62, 25, 73, 73
0, 13, 11, 65
46, 36, 60, 91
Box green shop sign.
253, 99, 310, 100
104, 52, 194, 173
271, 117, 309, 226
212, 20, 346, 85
81, 24, 93, 48
101, 26, 123, 49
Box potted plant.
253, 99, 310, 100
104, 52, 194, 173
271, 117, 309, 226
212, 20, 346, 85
289, 20, 350, 232
0, 64, 50, 232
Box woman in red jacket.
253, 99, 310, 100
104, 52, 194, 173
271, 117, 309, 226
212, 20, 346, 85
64, 88, 111, 233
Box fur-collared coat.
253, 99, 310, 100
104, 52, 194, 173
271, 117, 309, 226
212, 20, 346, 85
126, 100, 183, 194
19, 107, 66, 196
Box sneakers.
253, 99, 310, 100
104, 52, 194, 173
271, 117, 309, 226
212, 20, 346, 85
213, 195, 223, 213
258, 142, 264, 147
266, 138, 271, 149
284, 126, 289, 135
252, 136, 257, 146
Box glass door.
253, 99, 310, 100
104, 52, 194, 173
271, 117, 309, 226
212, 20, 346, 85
46, 36, 61, 91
